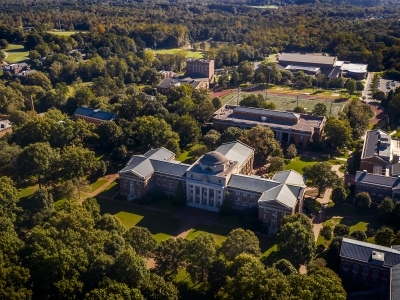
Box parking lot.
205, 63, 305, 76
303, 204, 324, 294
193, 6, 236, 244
376, 77, 400, 94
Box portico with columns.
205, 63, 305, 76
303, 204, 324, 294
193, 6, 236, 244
186, 180, 225, 212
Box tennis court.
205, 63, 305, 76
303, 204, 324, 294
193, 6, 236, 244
221, 92, 346, 116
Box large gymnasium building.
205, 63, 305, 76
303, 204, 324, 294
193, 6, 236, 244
119, 141, 306, 234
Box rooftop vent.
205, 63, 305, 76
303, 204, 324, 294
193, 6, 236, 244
371, 251, 385, 265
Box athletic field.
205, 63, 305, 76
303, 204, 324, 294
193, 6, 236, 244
221, 92, 346, 116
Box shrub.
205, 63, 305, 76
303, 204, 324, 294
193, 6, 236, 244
320, 226, 332, 240
333, 224, 350, 237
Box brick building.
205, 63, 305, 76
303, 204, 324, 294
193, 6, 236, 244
213, 105, 326, 148
339, 238, 400, 300
119, 141, 306, 234
186, 59, 214, 80
74, 107, 117, 126
156, 77, 209, 94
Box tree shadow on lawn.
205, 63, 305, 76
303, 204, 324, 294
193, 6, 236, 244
96, 198, 181, 237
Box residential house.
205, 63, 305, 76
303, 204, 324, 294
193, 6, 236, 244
0, 119, 12, 138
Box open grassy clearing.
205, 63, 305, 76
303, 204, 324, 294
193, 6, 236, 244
285, 156, 317, 174
185, 224, 231, 244
175, 143, 204, 164
98, 181, 119, 198
4, 44, 29, 63
90, 178, 108, 192
46, 31, 79, 36
18, 186, 38, 199
155, 48, 204, 59
96, 198, 182, 242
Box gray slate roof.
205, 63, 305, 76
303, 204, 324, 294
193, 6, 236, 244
144, 148, 175, 161
272, 170, 305, 186
233, 106, 300, 122
258, 183, 298, 209
355, 171, 400, 188
215, 141, 254, 167
340, 238, 400, 268
119, 148, 189, 178
75, 107, 117, 121
228, 174, 280, 193
362, 130, 391, 161
279, 53, 336, 66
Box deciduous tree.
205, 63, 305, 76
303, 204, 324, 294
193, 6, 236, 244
354, 192, 372, 210
219, 228, 261, 261
123, 227, 158, 258
303, 162, 339, 197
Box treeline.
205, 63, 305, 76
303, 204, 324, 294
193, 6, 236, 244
0, 178, 347, 299
1, 1, 400, 72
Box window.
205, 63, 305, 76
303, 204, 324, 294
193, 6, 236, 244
343, 262, 349, 271
300, 135, 303, 140
236, 191, 240, 195
362, 266, 369, 275
205, 167, 212, 171
353, 264, 359, 273
191, 174, 193, 178
263, 214, 266, 218
219, 180, 221, 183
251, 193, 255, 198
236, 197, 240, 201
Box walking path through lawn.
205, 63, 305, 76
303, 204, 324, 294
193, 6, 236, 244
312, 164, 344, 240
78, 173, 119, 203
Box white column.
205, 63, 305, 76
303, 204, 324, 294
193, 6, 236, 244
207, 189, 210, 206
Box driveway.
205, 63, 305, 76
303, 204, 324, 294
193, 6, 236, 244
361, 72, 373, 100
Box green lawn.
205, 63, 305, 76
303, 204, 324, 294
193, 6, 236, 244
175, 143, 204, 164
5, 44, 29, 63
96, 198, 182, 242
90, 179, 108, 192
148, 200, 182, 213
285, 156, 317, 174
54, 199, 67, 208
18, 186, 38, 198
259, 236, 278, 257
46, 31, 79, 36
317, 209, 382, 246
155, 48, 204, 59
185, 224, 231, 244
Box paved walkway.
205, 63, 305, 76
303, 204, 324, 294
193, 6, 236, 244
311, 164, 344, 241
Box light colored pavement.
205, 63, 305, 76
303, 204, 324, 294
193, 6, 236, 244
361, 72, 373, 100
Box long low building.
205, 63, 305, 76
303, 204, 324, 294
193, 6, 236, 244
213, 105, 326, 148
119, 141, 306, 234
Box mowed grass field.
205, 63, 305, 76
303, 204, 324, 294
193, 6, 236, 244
4, 44, 29, 63
155, 48, 204, 59
222, 92, 345, 116
46, 31, 79, 36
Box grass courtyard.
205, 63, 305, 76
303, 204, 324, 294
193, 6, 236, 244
221, 92, 345, 116
285, 156, 317, 174
96, 198, 182, 242
4, 44, 29, 63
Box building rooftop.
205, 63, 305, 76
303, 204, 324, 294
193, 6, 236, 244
157, 77, 208, 89
258, 183, 298, 209
279, 53, 337, 66
75, 107, 117, 121
200, 152, 228, 166
214, 106, 324, 134
341, 62, 368, 74
355, 171, 400, 188
272, 170, 305, 186
340, 238, 400, 268
215, 141, 254, 168
228, 174, 280, 193
362, 130, 391, 161
0, 119, 12, 130
119, 148, 190, 179
285, 65, 321, 73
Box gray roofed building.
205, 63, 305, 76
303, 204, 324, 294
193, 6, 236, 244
339, 238, 400, 299
362, 130, 391, 161
258, 183, 298, 209
215, 141, 254, 168
340, 238, 400, 268
279, 53, 337, 68
355, 171, 400, 188
228, 174, 280, 193
143, 147, 175, 161
272, 170, 305, 186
